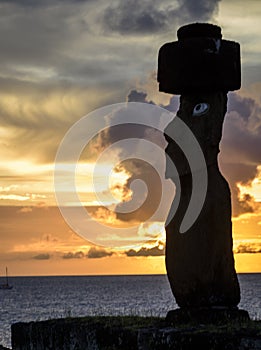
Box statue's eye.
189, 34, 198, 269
193, 103, 209, 116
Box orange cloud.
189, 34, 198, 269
87, 247, 114, 259
237, 165, 261, 203
63, 251, 85, 259
125, 245, 165, 257
234, 241, 261, 254
33, 253, 51, 260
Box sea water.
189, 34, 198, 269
0, 274, 260, 349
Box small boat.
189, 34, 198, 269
0, 267, 13, 290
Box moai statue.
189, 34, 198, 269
158, 23, 245, 315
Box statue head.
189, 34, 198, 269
158, 23, 241, 94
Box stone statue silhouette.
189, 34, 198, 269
164, 91, 240, 307
158, 23, 243, 311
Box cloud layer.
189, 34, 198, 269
0, 0, 261, 274
102, 0, 220, 35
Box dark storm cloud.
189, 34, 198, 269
223, 93, 261, 164
163, 95, 180, 113
236, 193, 259, 215
115, 159, 164, 223
88, 90, 162, 156
96, 89, 261, 219
218, 92, 261, 216
127, 90, 150, 103
102, 0, 221, 35
127, 88, 179, 113
175, 0, 221, 23
123, 89, 261, 220
223, 128, 261, 167
88, 89, 171, 223
227, 92, 255, 121
219, 162, 259, 216
103, 0, 169, 34
158, 91, 261, 218
0, 0, 156, 84
0, 0, 260, 223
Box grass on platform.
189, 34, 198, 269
49, 314, 261, 335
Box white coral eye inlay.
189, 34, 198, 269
193, 103, 210, 116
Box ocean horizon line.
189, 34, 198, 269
3, 272, 261, 278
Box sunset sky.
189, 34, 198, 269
0, 0, 261, 276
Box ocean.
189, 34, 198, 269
0, 274, 260, 349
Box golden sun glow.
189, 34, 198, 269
109, 165, 133, 203
138, 222, 165, 243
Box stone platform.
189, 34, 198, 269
11, 314, 261, 350
166, 307, 250, 325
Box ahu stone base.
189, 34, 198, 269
11, 315, 261, 350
